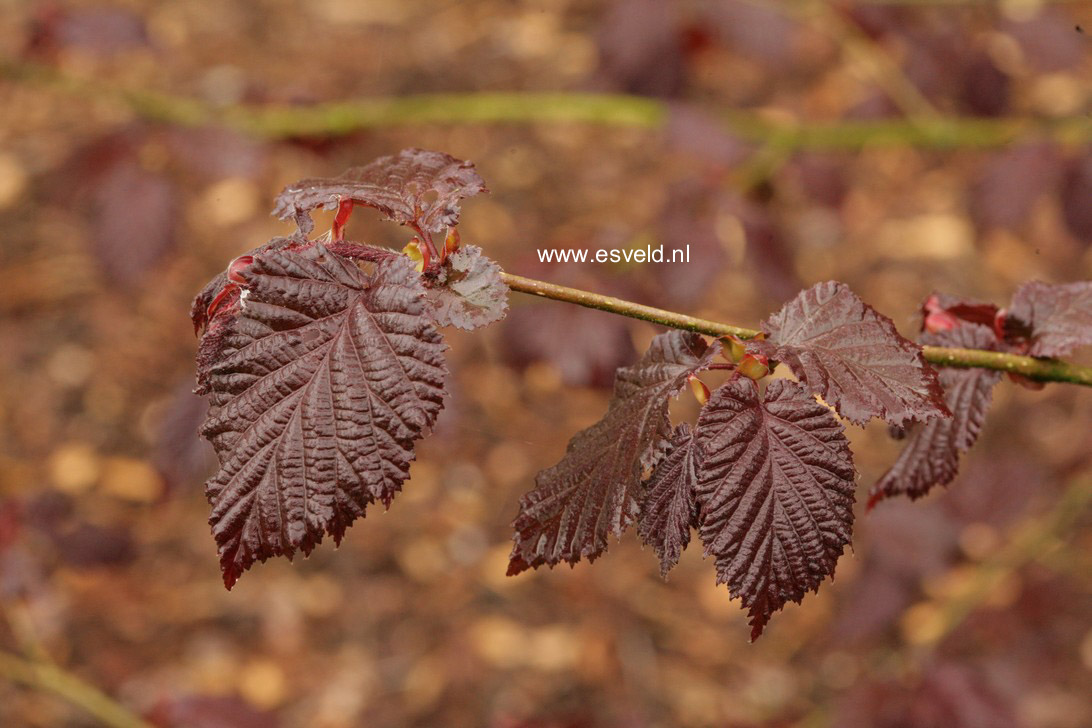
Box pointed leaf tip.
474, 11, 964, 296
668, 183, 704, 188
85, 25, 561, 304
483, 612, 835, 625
753, 281, 949, 426
695, 378, 856, 639
870, 324, 1001, 506
638, 424, 700, 578
508, 331, 719, 573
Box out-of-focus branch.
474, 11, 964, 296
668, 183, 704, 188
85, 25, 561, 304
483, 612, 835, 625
901, 475, 1092, 645
0, 651, 153, 728
2, 60, 1090, 149
797, 0, 940, 118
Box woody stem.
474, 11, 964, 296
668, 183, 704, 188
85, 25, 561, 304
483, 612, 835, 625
498, 272, 1092, 387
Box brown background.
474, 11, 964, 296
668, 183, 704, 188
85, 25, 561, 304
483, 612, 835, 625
1, 1, 1091, 726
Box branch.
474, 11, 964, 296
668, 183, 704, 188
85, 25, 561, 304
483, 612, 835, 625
3, 60, 1090, 149
499, 272, 1092, 387
0, 651, 153, 728
904, 474, 1092, 645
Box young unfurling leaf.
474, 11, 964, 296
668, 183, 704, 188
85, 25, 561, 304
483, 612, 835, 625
694, 378, 856, 640
751, 281, 949, 426
424, 244, 509, 330
272, 148, 487, 236
508, 332, 719, 575
197, 244, 447, 588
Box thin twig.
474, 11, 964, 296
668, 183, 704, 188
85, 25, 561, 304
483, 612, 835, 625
0, 651, 153, 728
914, 475, 1092, 645
501, 272, 761, 340
499, 272, 1092, 387
794, 0, 940, 119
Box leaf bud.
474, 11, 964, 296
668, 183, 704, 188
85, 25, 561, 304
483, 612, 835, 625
737, 353, 770, 381
402, 238, 426, 272
687, 374, 710, 406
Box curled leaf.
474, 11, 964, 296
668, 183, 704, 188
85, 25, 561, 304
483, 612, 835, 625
425, 245, 509, 330
272, 148, 487, 235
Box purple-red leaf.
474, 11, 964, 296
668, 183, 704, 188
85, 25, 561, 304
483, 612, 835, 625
272, 148, 486, 235
192, 235, 314, 392
508, 332, 719, 575
753, 281, 949, 426
1006, 280, 1092, 358
196, 244, 447, 588
425, 245, 508, 330
869, 325, 1001, 507
921, 292, 1000, 334
638, 424, 699, 578
694, 378, 856, 640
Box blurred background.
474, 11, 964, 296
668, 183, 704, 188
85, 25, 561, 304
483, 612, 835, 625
2, 0, 1092, 726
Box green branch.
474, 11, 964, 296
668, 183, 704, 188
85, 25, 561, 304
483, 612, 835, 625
0, 651, 153, 728
500, 272, 1092, 387
3, 60, 1090, 148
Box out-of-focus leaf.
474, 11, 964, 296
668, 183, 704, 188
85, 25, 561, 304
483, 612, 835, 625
23, 490, 74, 531
166, 127, 267, 181
501, 303, 637, 389
197, 245, 447, 588
152, 380, 216, 493
694, 378, 855, 640
509, 332, 718, 575
273, 148, 486, 235
0, 500, 20, 553
972, 144, 1060, 230
594, 0, 686, 98
638, 424, 699, 578
1005, 10, 1086, 72
869, 325, 1000, 507
703, 0, 798, 69
752, 281, 949, 426
53, 522, 135, 567
664, 105, 750, 167
791, 154, 849, 208
27, 6, 148, 57
960, 54, 1010, 117
650, 178, 728, 307
834, 500, 960, 643
425, 245, 508, 330
1061, 152, 1092, 245
147, 694, 280, 728
90, 159, 177, 286
60, 130, 178, 287
836, 662, 1017, 728
723, 193, 802, 304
